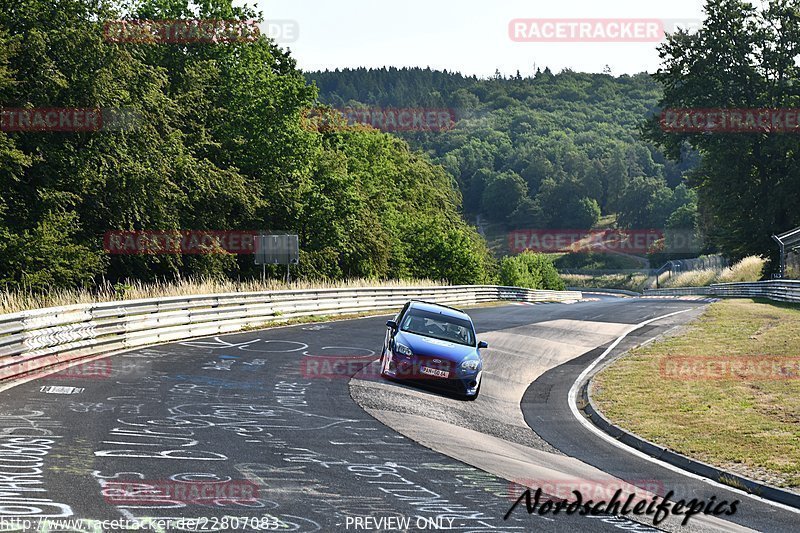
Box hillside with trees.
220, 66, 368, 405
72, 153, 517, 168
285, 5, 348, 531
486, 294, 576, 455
307, 68, 701, 243
0, 0, 494, 291
4, 0, 795, 294
310, 0, 800, 273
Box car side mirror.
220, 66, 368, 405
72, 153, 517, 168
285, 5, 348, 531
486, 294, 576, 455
386, 320, 398, 330
478, 341, 488, 349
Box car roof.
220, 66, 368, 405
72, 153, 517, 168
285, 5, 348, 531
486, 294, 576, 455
407, 300, 472, 321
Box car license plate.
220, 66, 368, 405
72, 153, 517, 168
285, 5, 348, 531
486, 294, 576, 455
420, 366, 449, 378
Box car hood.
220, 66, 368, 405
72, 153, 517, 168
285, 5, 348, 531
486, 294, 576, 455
395, 331, 478, 362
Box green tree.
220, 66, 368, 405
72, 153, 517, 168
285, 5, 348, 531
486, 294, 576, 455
616, 176, 675, 229
0, 0, 497, 290
499, 252, 565, 290
603, 147, 629, 211
1, 212, 105, 289
481, 171, 527, 222
534, 178, 600, 229
644, 0, 800, 261
507, 197, 542, 229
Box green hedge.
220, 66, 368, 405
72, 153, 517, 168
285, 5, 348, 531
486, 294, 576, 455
499, 252, 565, 290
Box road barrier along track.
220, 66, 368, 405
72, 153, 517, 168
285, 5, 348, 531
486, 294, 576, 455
644, 280, 800, 303
567, 287, 641, 297
0, 285, 581, 383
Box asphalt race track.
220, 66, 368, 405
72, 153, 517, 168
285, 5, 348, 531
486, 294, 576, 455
0, 297, 797, 532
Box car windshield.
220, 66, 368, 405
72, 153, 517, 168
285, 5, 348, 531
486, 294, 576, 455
400, 308, 476, 346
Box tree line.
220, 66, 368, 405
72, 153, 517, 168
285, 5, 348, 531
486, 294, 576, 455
0, 0, 496, 291
3, 0, 795, 294
308, 67, 701, 239
645, 0, 800, 263
310, 0, 800, 271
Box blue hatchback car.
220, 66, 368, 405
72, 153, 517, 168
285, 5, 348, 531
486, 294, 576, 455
379, 301, 487, 400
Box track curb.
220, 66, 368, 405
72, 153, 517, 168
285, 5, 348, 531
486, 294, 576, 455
577, 374, 800, 510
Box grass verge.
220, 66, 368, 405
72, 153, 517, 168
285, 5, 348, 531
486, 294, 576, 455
592, 298, 800, 490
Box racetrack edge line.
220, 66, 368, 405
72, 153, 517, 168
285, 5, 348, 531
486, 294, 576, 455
567, 309, 800, 515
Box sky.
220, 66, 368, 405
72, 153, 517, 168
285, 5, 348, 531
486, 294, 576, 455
256, 0, 708, 77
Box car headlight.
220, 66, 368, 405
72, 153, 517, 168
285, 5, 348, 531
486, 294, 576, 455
461, 359, 480, 371
394, 342, 413, 357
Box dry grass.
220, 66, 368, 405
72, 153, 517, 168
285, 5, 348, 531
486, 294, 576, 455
593, 299, 800, 489
660, 256, 766, 288
663, 268, 718, 287
786, 256, 800, 280
0, 277, 441, 315
717, 255, 766, 283
653, 271, 671, 288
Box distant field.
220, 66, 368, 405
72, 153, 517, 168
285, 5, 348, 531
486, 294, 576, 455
593, 299, 800, 489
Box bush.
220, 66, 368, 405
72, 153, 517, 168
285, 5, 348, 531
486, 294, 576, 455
499, 252, 565, 290
562, 273, 649, 292
399, 217, 496, 285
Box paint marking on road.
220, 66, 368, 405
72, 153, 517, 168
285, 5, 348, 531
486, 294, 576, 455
40, 386, 85, 394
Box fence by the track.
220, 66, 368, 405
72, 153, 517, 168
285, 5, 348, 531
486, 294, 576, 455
668, 254, 728, 272
644, 280, 800, 303
0, 285, 581, 383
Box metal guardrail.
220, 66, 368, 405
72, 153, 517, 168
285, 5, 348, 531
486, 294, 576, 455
644, 280, 800, 303
773, 226, 800, 278
0, 285, 581, 382
567, 287, 641, 297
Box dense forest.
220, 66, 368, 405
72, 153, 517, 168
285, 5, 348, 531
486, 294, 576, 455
2, 0, 797, 293
645, 0, 800, 261
0, 0, 494, 291
307, 68, 701, 237
309, 0, 800, 267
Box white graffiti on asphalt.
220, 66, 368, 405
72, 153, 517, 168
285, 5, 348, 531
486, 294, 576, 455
238, 340, 308, 353
0, 434, 72, 518
178, 337, 262, 349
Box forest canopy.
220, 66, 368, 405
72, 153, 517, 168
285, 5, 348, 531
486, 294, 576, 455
3, 0, 797, 293
307, 67, 701, 238
0, 0, 494, 291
